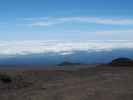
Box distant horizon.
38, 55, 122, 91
0, 40, 132, 56
0, 40, 133, 66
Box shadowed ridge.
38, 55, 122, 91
109, 57, 133, 66
58, 61, 81, 66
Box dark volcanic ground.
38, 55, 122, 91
0, 65, 133, 100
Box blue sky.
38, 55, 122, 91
0, 0, 133, 40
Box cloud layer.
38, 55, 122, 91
24, 17, 133, 27
0, 40, 133, 56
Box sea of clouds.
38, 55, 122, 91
0, 40, 133, 65
0, 40, 133, 56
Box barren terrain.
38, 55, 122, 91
0, 65, 133, 100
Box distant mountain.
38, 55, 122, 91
58, 61, 81, 66
109, 57, 133, 66
0, 48, 133, 68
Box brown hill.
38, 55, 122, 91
109, 58, 133, 66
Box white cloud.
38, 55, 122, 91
24, 16, 133, 27
94, 29, 133, 35
29, 22, 57, 26
62, 29, 133, 36
0, 40, 133, 56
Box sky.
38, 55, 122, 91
0, 0, 133, 57
0, 0, 133, 41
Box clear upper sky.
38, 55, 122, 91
0, 0, 133, 40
